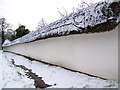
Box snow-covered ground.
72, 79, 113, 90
0, 50, 35, 89
0, 50, 118, 89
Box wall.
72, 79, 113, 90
0, 37, 1, 50
4, 25, 119, 80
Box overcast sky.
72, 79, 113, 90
0, 0, 101, 31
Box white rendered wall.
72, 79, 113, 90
0, 37, 1, 49
4, 25, 119, 80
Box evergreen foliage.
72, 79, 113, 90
15, 25, 30, 39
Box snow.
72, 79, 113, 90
2, 0, 120, 47
2, 39, 11, 46
117, 14, 120, 23
1, 51, 118, 88
0, 50, 35, 89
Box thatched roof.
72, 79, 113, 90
3, 0, 120, 47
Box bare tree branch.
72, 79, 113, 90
36, 18, 47, 30
57, 8, 68, 18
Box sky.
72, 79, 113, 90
0, 0, 101, 31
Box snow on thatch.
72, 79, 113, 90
3, 0, 120, 47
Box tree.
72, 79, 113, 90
0, 17, 9, 45
57, 8, 68, 18
15, 25, 30, 39
36, 18, 47, 30
4, 28, 16, 41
